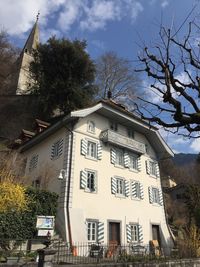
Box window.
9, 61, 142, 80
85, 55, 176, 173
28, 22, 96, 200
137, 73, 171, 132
127, 128, 134, 139
29, 155, 38, 171
129, 154, 138, 170
152, 188, 160, 204
116, 148, 124, 166
87, 221, 97, 242
81, 139, 102, 160
87, 141, 97, 159
149, 161, 157, 176
80, 169, 97, 192
87, 121, 95, 133
116, 178, 125, 195
51, 139, 63, 160
32, 179, 40, 189
86, 170, 96, 192
110, 121, 118, 131
131, 181, 143, 199
130, 224, 139, 242
134, 182, 141, 198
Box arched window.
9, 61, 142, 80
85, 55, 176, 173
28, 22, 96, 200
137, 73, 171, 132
87, 121, 95, 133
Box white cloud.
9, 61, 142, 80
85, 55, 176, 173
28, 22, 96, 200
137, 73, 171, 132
142, 80, 162, 104
161, 0, 169, 8
149, 0, 169, 8
91, 40, 106, 51
58, 1, 84, 32
190, 139, 200, 153
0, 0, 144, 37
129, 2, 143, 22
80, 0, 120, 31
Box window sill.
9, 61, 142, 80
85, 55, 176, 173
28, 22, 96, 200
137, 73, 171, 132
84, 189, 97, 194
129, 168, 139, 173
85, 156, 98, 162
149, 174, 157, 179
115, 194, 126, 199
151, 203, 161, 207
131, 197, 142, 201
114, 164, 124, 169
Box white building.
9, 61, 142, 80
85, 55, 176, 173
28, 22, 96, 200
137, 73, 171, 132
20, 100, 174, 253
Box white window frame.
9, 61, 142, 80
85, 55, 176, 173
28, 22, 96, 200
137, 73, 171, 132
152, 187, 160, 204
87, 121, 95, 134
129, 153, 138, 171
87, 140, 97, 160
85, 169, 97, 193
116, 177, 125, 196
134, 182, 141, 199
130, 224, 140, 243
87, 220, 98, 243
115, 148, 124, 167
149, 161, 157, 176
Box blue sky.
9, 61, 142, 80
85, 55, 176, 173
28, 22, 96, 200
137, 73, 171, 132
1, 0, 200, 154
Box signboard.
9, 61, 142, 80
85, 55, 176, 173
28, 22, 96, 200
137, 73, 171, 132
38, 229, 54, 236
36, 216, 55, 236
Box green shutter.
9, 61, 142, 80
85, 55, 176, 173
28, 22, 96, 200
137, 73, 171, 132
111, 177, 117, 194
80, 170, 87, 189
111, 148, 116, 164
81, 139, 87, 155
124, 152, 130, 168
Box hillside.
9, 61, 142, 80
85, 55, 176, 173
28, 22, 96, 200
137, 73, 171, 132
173, 153, 198, 166
160, 152, 200, 185
0, 95, 42, 141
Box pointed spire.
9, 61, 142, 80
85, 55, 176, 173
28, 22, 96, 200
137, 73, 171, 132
22, 12, 40, 54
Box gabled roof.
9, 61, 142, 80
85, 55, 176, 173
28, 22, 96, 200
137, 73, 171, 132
20, 100, 174, 159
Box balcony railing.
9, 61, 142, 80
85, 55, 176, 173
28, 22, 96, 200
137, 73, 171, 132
100, 130, 146, 154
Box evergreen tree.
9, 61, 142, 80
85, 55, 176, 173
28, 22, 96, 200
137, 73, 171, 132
29, 37, 96, 115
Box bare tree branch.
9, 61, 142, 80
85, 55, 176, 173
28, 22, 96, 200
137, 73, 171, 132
136, 20, 200, 137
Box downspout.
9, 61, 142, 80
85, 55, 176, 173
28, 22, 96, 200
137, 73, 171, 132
64, 124, 74, 248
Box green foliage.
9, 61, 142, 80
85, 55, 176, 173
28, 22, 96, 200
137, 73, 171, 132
29, 36, 96, 115
0, 187, 58, 247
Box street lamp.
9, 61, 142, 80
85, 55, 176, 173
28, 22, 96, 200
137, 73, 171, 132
58, 169, 67, 180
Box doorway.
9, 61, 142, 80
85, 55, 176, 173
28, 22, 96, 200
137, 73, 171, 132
152, 224, 161, 246
109, 222, 121, 246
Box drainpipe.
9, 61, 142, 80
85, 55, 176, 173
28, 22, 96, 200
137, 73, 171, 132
64, 124, 73, 248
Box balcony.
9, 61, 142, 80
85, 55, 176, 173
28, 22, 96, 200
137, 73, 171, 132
100, 130, 146, 154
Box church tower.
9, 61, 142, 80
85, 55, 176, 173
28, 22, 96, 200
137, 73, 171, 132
16, 14, 40, 95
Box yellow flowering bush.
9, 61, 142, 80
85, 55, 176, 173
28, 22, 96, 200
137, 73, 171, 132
0, 169, 29, 212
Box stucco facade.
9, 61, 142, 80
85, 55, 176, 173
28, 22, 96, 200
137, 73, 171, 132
21, 100, 174, 253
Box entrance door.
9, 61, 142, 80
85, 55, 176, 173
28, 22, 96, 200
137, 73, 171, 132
152, 225, 161, 246
109, 222, 121, 246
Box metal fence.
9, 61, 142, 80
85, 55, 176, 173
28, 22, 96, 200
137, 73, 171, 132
0, 239, 197, 265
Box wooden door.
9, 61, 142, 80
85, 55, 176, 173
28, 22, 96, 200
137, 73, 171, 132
109, 222, 120, 246
152, 225, 161, 246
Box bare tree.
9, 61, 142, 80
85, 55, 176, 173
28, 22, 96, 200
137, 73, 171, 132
0, 31, 19, 94
0, 149, 27, 184
135, 21, 200, 138
95, 51, 140, 105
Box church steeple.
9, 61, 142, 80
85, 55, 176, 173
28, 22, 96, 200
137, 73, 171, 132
16, 13, 40, 95
22, 12, 40, 54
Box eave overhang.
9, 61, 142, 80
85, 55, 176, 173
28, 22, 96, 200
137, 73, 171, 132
20, 101, 174, 159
